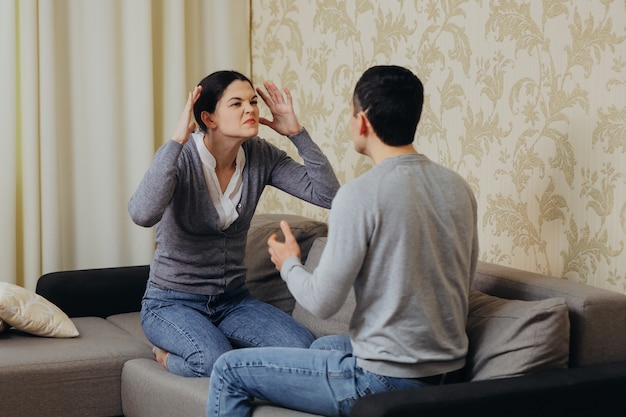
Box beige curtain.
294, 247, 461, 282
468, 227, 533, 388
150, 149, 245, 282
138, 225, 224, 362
1, 0, 250, 290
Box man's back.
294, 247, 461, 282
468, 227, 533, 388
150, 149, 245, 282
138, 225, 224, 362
322, 153, 478, 378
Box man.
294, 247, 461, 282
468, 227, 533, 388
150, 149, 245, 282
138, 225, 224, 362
206, 65, 479, 417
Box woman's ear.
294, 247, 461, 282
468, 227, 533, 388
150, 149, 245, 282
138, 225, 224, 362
201, 111, 217, 129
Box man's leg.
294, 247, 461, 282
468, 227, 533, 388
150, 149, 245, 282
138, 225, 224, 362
310, 334, 352, 351
206, 346, 359, 417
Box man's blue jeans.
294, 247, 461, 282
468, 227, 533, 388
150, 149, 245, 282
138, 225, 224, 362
141, 281, 315, 377
206, 335, 429, 417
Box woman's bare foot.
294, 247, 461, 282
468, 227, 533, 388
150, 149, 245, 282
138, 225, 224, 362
152, 346, 170, 369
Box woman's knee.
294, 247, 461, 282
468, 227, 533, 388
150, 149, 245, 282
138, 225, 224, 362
183, 348, 223, 377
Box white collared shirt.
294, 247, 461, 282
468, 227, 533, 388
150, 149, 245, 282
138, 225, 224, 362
192, 132, 246, 230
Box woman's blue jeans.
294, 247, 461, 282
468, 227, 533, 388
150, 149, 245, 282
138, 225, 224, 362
206, 335, 429, 417
141, 282, 315, 377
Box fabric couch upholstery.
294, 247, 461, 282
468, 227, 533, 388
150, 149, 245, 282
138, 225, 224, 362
1, 213, 626, 417
0, 317, 153, 417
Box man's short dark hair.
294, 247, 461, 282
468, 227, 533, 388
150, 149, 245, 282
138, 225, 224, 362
352, 65, 424, 146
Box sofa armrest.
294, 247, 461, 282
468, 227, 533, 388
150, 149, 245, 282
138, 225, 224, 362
348, 361, 626, 417
36, 265, 149, 318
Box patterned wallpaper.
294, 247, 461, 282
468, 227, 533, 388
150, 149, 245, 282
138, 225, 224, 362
250, 0, 626, 294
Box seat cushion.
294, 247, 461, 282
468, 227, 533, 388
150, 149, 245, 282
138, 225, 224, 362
121, 358, 210, 417
107, 311, 151, 347
121, 358, 322, 417
0, 316, 153, 417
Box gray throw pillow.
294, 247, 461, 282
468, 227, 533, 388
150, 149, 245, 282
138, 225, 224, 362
466, 290, 570, 381
292, 238, 356, 337
245, 214, 328, 315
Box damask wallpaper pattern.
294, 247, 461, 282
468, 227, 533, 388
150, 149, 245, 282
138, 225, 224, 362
250, 0, 626, 294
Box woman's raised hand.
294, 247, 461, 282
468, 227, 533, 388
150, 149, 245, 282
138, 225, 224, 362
257, 81, 303, 137
172, 85, 202, 144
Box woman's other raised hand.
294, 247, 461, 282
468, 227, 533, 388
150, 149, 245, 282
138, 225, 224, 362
256, 81, 303, 137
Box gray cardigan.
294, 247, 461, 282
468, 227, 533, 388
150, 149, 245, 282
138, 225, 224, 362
128, 129, 339, 295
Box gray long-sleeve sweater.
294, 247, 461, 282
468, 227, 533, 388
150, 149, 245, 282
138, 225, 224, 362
281, 154, 479, 378
129, 129, 339, 295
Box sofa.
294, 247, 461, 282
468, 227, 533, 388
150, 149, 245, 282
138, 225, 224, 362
1, 213, 626, 417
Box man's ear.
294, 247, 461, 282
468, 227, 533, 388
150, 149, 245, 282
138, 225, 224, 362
357, 112, 370, 136
201, 111, 217, 129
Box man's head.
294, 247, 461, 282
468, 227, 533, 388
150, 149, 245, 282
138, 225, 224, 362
352, 65, 424, 147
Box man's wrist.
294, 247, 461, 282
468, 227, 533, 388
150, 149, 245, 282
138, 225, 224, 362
280, 256, 302, 281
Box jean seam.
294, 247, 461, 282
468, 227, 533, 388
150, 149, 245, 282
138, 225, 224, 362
209, 372, 225, 417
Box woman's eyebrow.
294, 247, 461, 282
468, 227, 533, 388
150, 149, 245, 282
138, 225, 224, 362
227, 95, 258, 102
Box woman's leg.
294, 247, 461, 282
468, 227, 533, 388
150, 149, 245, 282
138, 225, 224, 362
217, 289, 315, 348
141, 283, 232, 377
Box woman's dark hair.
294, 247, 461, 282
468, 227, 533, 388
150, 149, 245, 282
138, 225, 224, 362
352, 65, 424, 146
193, 70, 254, 132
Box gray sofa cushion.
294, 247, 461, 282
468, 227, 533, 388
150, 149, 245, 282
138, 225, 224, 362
122, 358, 209, 417
122, 358, 322, 417
0, 316, 153, 417
107, 311, 151, 347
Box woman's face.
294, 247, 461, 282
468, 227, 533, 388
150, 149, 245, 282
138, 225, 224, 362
209, 80, 259, 139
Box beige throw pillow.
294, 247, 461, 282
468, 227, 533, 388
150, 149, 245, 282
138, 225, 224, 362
0, 282, 79, 337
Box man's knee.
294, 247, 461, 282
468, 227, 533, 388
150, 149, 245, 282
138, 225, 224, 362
310, 334, 351, 351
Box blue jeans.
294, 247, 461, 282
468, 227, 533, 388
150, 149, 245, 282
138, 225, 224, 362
207, 335, 429, 417
141, 281, 315, 377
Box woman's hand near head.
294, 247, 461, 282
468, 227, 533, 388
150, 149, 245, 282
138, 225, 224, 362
171, 85, 203, 144
257, 81, 303, 137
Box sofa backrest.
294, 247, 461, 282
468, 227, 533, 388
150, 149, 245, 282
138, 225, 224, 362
34, 214, 328, 319
473, 261, 626, 368
36, 265, 150, 318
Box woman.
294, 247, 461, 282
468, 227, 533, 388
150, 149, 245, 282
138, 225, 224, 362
128, 70, 339, 377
